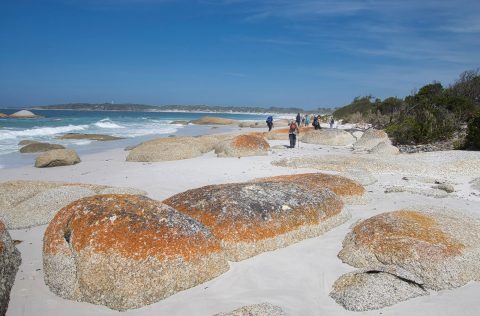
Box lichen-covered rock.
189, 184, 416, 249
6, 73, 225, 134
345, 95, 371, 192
164, 182, 347, 261
330, 271, 427, 311
254, 173, 365, 204
0, 220, 21, 316
339, 209, 480, 291
19, 142, 65, 153
0, 180, 147, 229
189, 116, 239, 125
43, 194, 229, 311
300, 129, 355, 146
331, 209, 480, 311
215, 303, 287, 316
353, 128, 390, 151
215, 135, 270, 157
369, 141, 399, 155
34, 149, 80, 168
127, 135, 228, 162
58, 133, 123, 141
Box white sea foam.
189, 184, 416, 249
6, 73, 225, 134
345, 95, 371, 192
93, 119, 124, 129
0, 124, 88, 140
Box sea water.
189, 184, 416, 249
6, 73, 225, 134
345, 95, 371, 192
0, 109, 265, 168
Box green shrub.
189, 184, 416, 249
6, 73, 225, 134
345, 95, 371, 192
465, 111, 480, 149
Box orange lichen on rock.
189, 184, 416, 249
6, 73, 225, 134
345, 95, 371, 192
255, 173, 365, 198
44, 194, 223, 262
232, 134, 270, 151
351, 210, 464, 259
163, 182, 344, 243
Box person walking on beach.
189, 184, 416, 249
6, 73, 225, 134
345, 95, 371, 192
266, 115, 273, 132
305, 114, 310, 127
330, 117, 335, 128
288, 120, 299, 148
313, 115, 321, 130
296, 113, 301, 126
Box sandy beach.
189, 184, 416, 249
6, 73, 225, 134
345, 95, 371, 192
1, 124, 480, 316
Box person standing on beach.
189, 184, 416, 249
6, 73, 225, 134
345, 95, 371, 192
313, 115, 321, 130
330, 117, 335, 128
296, 113, 301, 126
305, 114, 310, 127
288, 120, 299, 148
266, 115, 273, 131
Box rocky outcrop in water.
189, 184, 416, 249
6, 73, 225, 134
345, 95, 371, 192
330, 209, 480, 311
0, 220, 21, 316
19, 142, 65, 153
164, 181, 347, 261
189, 116, 239, 125
58, 133, 123, 141
34, 149, 80, 168
8, 110, 40, 118
0, 180, 147, 229
43, 194, 229, 311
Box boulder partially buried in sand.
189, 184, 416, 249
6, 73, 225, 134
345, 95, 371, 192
19, 142, 65, 153
353, 128, 390, 151
189, 116, 239, 125
164, 182, 347, 261
58, 133, 123, 141
215, 303, 287, 316
368, 141, 399, 155
300, 129, 356, 146
331, 209, 480, 311
34, 149, 80, 168
0, 221, 22, 316
214, 134, 270, 157
0, 180, 147, 229
254, 173, 365, 204
127, 135, 228, 162
43, 194, 229, 311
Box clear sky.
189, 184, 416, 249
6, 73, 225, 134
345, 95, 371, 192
1, 0, 479, 109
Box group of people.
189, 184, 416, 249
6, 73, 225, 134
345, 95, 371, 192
265, 113, 336, 149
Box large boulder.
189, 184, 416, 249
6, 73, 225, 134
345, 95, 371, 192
331, 209, 480, 311
127, 135, 227, 162
214, 134, 270, 157
0, 221, 22, 316
369, 141, 399, 155
9, 110, 40, 118
164, 182, 347, 261
18, 140, 38, 146
19, 142, 65, 153
189, 116, 239, 125
254, 173, 365, 204
58, 133, 123, 141
300, 129, 356, 146
0, 113, 8, 118
215, 303, 287, 316
0, 180, 147, 229
43, 194, 229, 311
34, 149, 80, 167
353, 128, 390, 151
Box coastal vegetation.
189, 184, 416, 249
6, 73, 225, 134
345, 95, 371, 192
333, 69, 480, 147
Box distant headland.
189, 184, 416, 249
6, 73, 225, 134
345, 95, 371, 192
30, 103, 335, 114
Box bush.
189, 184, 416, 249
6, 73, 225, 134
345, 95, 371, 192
465, 111, 480, 149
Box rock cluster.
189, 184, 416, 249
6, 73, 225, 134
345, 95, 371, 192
58, 133, 123, 141
330, 209, 480, 311
43, 194, 229, 311
300, 129, 356, 146
254, 173, 365, 204
215, 134, 270, 157
164, 181, 347, 261
0, 221, 22, 316
19, 142, 65, 153
8, 110, 40, 118
34, 149, 80, 168
0, 180, 147, 229
215, 303, 287, 316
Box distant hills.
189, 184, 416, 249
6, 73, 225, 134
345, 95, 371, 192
31, 103, 335, 114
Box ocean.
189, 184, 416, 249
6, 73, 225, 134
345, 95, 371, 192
0, 109, 266, 168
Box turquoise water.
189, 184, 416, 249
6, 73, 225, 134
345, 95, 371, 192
0, 109, 265, 166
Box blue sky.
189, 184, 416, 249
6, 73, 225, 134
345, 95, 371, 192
1, 0, 479, 109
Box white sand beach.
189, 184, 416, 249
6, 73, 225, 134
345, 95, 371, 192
2, 127, 480, 316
